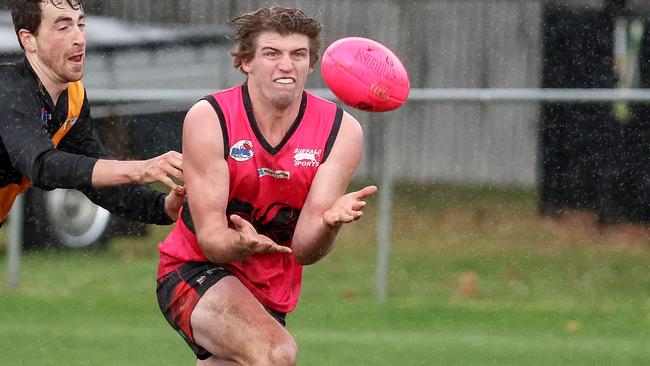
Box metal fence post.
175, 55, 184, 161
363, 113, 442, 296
376, 113, 394, 302
7, 194, 23, 291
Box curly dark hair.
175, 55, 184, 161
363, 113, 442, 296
230, 6, 323, 72
9, 0, 83, 48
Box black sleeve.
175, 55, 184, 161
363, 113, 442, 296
0, 97, 97, 190
80, 184, 173, 225
62, 95, 173, 225
0, 82, 171, 224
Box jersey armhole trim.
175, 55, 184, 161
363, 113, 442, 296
321, 106, 344, 163
202, 95, 229, 160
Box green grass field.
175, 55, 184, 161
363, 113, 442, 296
1, 183, 649, 365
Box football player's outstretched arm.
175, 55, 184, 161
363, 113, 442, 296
292, 112, 377, 265
183, 101, 291, 263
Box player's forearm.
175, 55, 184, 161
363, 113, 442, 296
91, 159, 145, 187
197, 227, 249, 263
292, 216, 341, 265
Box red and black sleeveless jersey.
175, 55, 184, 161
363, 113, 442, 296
157, 83, 342, 313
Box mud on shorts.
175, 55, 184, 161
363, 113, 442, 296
156, 262, 287, 360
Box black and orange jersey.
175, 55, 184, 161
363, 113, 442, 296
0, 57, 171, 224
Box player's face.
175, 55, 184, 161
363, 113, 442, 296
243, 31, 312, 109
32, 2, 86, 83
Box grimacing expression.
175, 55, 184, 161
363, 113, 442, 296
27, 1, 86, 83
242, 32, 312, 109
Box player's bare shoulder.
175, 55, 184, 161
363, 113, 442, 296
339, 111, 364, 147
182, 98, 224, 152
184, 99, 218, 128
324, 110, 364, 169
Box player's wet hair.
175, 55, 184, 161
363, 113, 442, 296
9, 0, 83, 48
230, 6, 323, 72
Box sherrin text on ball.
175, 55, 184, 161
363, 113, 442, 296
321, 37, 410, 112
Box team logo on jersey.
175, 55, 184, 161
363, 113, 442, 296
38, 108, 51, 123
230, 140, 254, 162
258, 168, 290, 180
293, 148, 322, 167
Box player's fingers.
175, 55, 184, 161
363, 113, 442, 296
230, 214, 251, 231
158, 158, 185, 192
338, 212, 357, 223
144, 156, 177, 180
164, 150, 182, 161
265, 244, 292, 254
275, 246, 292, 254
353, 185, 378, 200
258, 234, 277, 244
159, 175, 182, 192
351, 201, 367, 211
168, 153, 183, 171
164, 166, 184, 181
167, 187, 184, 199
156, 152, 183, 172
351, 208, 364, 218
231, 216, 260, 242
171, 185, 186, 195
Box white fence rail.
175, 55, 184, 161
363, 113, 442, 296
88, 88, 650, 103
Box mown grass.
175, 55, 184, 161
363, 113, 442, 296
1, 182, 649, 365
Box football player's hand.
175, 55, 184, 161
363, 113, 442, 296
230, 214, 292, 257
323, 185, 378, 226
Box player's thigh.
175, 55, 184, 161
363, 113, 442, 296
195, 357, 237, 366
190, 276, 296, 362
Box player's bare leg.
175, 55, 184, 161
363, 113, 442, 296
196, 357, 237, 366
191, 276, 297, 366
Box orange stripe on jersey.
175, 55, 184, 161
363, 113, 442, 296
0, 81, 85, 222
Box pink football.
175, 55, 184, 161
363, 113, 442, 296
320, 37, 410, 112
